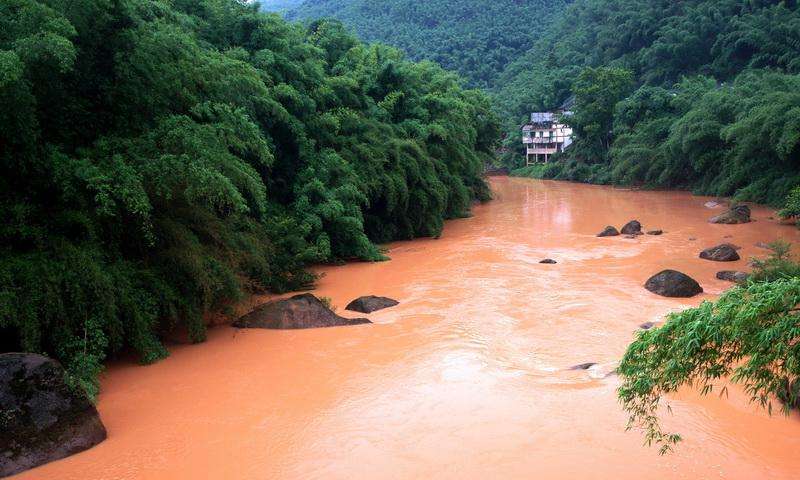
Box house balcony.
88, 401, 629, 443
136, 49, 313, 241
527, 147, 559, 155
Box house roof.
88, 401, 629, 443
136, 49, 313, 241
530, 112, 554, 123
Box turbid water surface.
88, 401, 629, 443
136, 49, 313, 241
17, 177, 800, 479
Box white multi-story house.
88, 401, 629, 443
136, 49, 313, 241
521, 111, 573, 165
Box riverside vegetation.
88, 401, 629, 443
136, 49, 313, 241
0, 0, 499, 397
619, 243, 800, 453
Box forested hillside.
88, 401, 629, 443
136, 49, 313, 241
504, 0, 800, 207
288, 0, 569, 89
0, 0, 498, 395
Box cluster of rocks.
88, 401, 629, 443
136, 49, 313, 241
234, 293, 399, 330
597, 220, 664, 238
645, 202, 752, 297
594, 206, 757, 301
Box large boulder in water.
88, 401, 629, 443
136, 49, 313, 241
597, 226, 620, 237
346, 295, 399, 314
0, 353, 107, 477
620, 220, 643, 235
644, 270, 703, 298
234, 293, 371, 329
699, 244, 740, 262
709, 205, 751, 224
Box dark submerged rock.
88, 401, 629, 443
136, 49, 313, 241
644, 270, 703, 298
234, 294, 371, 329
0, 353, 107, 478
345, 295, 399, 314
620, 220, 643, 235
569, 363, 597, 371
709, 205, 751, 224
597, 226, 620, 237
539, 259, 557, 264
716, 271, 749, 284
699, 244, 741, 262
646, 230, 663, 236
639, 322, 658, 330
624, 234, 638, 239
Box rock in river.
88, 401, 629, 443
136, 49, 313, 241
709, 205, 751, 224
597, 226, 620, 237
539, 259, 558, 264
234, 293, 371, 329
716, 271, 749, 284
699, 244, 740, 262
646, 230, 663, 236
644, 270, 703, 298
621, 220, 643, 235
1, 353, 107, 478
346, 295, 399, 314
569, 363, 597, 371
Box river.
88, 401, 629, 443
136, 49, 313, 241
16, 177, 800, 479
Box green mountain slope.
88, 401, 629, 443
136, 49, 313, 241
288, 0, 569, 89
501, 0, 800, 206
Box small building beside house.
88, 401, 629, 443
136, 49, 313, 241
521, 111, 573, 165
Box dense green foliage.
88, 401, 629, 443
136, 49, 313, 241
288, 0, 568, 89
0, 0, 498, 395
618, 243, 800, 452
504, 0, 800, 207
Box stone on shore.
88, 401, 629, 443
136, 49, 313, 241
345, 295, 399, 314
1, 353, 107, 478
234, 294, 371, 329
709, 205, 751, 224
644, 270, 703, 298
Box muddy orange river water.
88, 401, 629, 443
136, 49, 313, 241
18, 177, 800, 479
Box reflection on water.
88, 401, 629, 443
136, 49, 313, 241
17, 177, 800, 480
